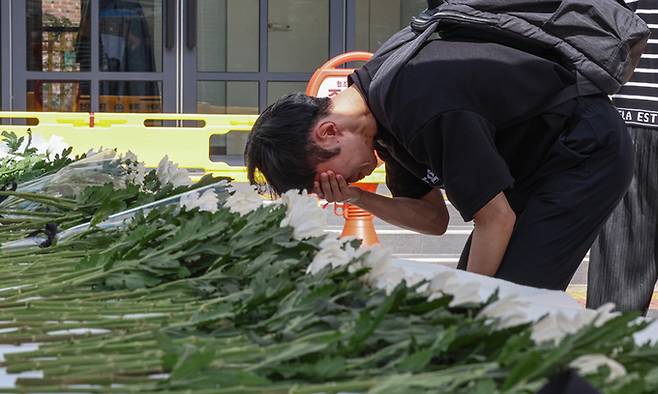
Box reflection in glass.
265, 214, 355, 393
27, 81, 91, 112
199, 81, 257, 164
99, 81, 162, 112
26, 0, 90, 71
197, 81, 258, 114
354, 0, 426, 52
198, 0, 258, 72
209, 131, 250, 165
267, 82, 308, 106
268, 0, 329, 73
98, 0, 162, 72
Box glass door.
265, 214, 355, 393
12, 0, 176, 113
183, 0, 344, 164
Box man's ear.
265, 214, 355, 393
313, 121, 341, 148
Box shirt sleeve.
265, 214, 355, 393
376, 147, 433, 199
406, 110, 515, 221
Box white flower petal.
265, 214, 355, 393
569, 354, 626, 382
426, 272, 482, 306
156, 155, 192, 188
279, 189, 326, 240
45, 135, 69, 156
532, 303, 622, 346
0, 143, 11, 159
532, 312, 585, 345
121, 151, 146, 187
369, 265, 406, 294
225, 187, 263, 215
196, 189, 219, 212
122, 150, 139, 163
179, 189, 218, 213
307, 236, 350, 275
593, 303, 620, 327
361, 246, 403, 294
447, 281, 481, 307
20, 133, 47, 154
477, 296, 531, 329
125, 161, 147, 186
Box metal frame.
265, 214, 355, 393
9, 0, 177, 113
184, 0, 348, 113
1, 0, 12, 111
4, 0, 354, 114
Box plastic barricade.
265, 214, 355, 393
0, 111, 256, 181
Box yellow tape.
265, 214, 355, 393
0, 111, 387, 184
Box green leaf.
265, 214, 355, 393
105, 271, 162, 289
397, 348, 434, 372
347, 285, 405, 354
169, 345, 216, 381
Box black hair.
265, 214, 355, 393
245, 93, 340, 195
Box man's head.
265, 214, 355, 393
245, 91, 378, 195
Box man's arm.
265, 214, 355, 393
315, 171, 448, 236
467, 192, 516, 276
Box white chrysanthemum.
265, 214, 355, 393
0, 143, 12, 159
360, 245, 404, 294
427, 271, 481, 307
569, 354, 626, 382
156, 155, 192, 188
86, 148, 103, 157
366, 262, 405, 294
307, 236, 351, 274
362, 244, 392, 268
44, 135, 69, 156
532, 312, 581, 345
179, 189, 218, 213
225, 187, 263, 215
19, 133, 45, 153
122, 150, 139, 163
17, 133, 69, 157
591, 303, 620, 327
279, 189, 326, 240
125, 161, 147, 186
405, 273, 427, 289
477, 296, 531, 329
339, 236, 370, 273
532, 304, 619, 343
121, 151, 146, 186
532, 303, 620, 345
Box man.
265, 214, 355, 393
587, 0, 658, 314
245, 34, 633, 290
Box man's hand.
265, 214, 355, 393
313, 171, 363, 203
314, 175, 449, 236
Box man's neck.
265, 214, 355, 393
332, 86, 378, 139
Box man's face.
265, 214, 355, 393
314, 130, 378, 184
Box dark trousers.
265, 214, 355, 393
458, 96, 633, 290
587, 127, 658, 314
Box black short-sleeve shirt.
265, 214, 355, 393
350, 37, 577, 221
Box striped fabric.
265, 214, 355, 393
613, 0, 658, 128
588, 127, 658, 313
586, 0, 658, 314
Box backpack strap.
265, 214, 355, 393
369, 21, 440, 132
369, 20, 581, 132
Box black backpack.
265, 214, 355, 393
369, 0, 651, 131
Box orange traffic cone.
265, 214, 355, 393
336, 183, 380, 246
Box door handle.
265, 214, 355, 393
165, 0, 176, 49
186, 0, 197, 50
